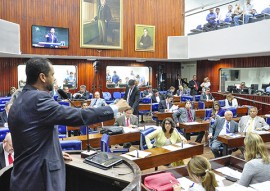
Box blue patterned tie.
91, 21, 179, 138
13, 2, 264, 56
226, 122, 230, 133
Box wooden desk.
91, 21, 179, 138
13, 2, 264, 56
129, 143, 203, 170
218, 131, 270, 155
153, 112, 173, 125
72, 100, 91, 107
204, 101, 213, 108
179, 121, 210, 142
173, 96, 180, 102
141, 155, 246, 191
64, 131, 140, 149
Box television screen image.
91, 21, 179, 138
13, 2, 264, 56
32, 25, 69, 49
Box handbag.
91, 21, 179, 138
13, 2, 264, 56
100, 126, 123, 135
144, 172, 179, 191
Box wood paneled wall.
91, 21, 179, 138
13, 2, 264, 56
0, 0, 184, 58
0, 58, 182, 96
197, 56, 270, 92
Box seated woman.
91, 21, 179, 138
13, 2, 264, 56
187, 155, 219, 191
145, 117, 187, 166
239, 132, 270, 187
205, 101, 225, 121
225, 93, 238, 108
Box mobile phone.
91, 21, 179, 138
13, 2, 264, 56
225, 175, 238, 182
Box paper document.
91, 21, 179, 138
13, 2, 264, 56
250, 181, 270, 191
254, 130, 270, 135
183, 122, 200, 125
121, 154, 137, 161
215, 167, 242, 179
162, 145, 181, 151
216, 183, 255, 191
169, 105, 179, 112
226, 133, 242, 138
138, 125, 159, 131
177, 177, 197, 191
122, 127, 140, 133
175, 143, 193, 148
125, 150, 151, 159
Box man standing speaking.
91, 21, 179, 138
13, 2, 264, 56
8, 57, 129, 191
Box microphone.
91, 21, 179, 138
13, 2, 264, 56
57, 89, 77, 107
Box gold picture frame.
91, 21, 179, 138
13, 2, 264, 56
80, 0, 123, 49
135, 24, 155, 52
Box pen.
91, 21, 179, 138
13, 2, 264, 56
181, 140, 183, 148
136, 150, 139, 158
190, 182, 195, 188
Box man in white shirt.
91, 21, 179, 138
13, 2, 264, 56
0, 133, 14, 169
208, 111, 238, 158
239, 107, 269, 132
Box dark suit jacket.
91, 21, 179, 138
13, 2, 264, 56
200, 93, 214, 101
58, 92, 72, 100
188, 80, 200, 96
158, 100, 173, 112
209, 117, 238, 139
114, 115, 138, 127
75, 90, 90, 100
123, 86, 140, 115
172, 108, 196, 123
0, 143, 6, 170
151, 94, 164, 103
0, 111, 8, 126
8, 85, 114, 191
175, 78, 188, 88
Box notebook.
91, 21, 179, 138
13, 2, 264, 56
84, 152, 123, 170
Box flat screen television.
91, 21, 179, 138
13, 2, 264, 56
32, 25, 69, 49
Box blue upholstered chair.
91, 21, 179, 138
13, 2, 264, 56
102, 92, 114, 104
266, 118, 270, 125
205, 108, 212, 120
151, 103, 159, 112
100, 134, 129, 153
89, 93, 93, 99
57, 125, 67, 139
140, 127, 156, 150
58, 101, 70, 106
181, 95, 193, 102
198, 101, 205, 109
141, 97, 151, 103
194, 95, 200, 101
0, 127, 10, 142
113, 92, 121, 100
120, 92, 125, 98
218, 100, 225, 107
80, 126, 99, 135
226, 107, 237, 118
60, 140, 82, 151
0, 104, 5, 112
0, 97, 11, 104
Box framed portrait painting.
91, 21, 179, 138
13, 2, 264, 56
80, 0, 123, 49
135, 24, 155, 52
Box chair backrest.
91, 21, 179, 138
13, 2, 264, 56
0, 127, 10, 142
60, 140, 82, 150
236, 107, 249, 117
80, 126, 99, 135
140, 127, 156, 150
113, 92, 121, 99
151, 103, 159, 112
58, 101, 70, 106
121, 92, 125, 98
226, 107, 237, 117
58, 125, 67, 134
102, 92, 112, 101
194, 95, 200, 101
198, 101, 205, 109
205, 108, 212, 120
218, 100, 225, 107
181, 95, 193, 102
266, 118, 270, 125
101, 134, 111, 153
141, 97, 151, 104
89, 93, 93, 99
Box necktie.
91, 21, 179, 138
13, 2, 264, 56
178, 79, 181, 86
226, 122, 230, 133
8, 153, 13, 165
126, 118, 129, 126
187, 109, 193, 122
93, 99, 97, 106
167, 102, 170, 109
247, 118, 254, 132
194, 81, 198, 90
127, 88, 132, 103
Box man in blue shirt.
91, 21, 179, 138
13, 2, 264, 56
204, 8, 217, 31
112, 71, 120, 85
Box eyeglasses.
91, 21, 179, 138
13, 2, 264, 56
165, 122, 171, 125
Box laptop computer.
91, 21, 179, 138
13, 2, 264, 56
84, 152, 123, 170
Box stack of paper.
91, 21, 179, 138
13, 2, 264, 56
162, 145, 181, 151
226, 133, 242, 138
122, 127, 140, 133
183, 122, 200, 125
216, 183, 255, 191
121, 150, 151, 160
215, 167, 242, 179
254, 131, 270, 135
177, 177, 197, 191
175, 143, 194, 148
250, 181, 270, 191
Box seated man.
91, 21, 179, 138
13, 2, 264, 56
208, 110, 238, 158
175, 85, 188, 96
0, 102, 12, 127
114, 107, 138, 128
204, 8, 217, 31
158, 94, 176, 112
90, 91, 107, 108
172, 100, 205, 143
239, 107, 269, 132
200, 88, 214, 102
143, 86, 153, 98
73, 85, 90, 100
151, 89, 164, 103
58, 86, 72, 101
0, 133, 14, 170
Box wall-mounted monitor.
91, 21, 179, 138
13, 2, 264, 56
18, 65, 77, 89
32, 25, 69, 49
